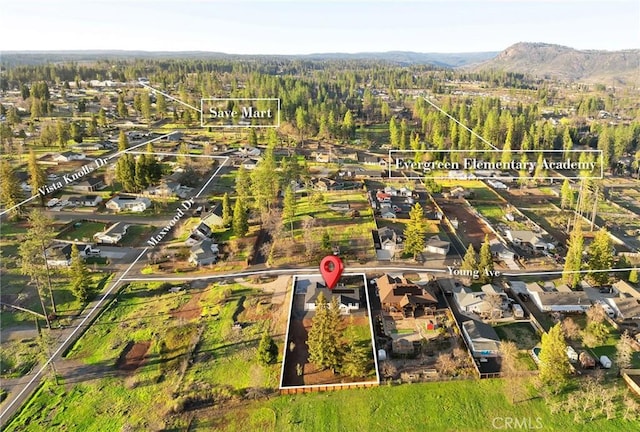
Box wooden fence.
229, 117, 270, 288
279, 381, 378, 395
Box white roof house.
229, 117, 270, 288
106, 196, 151, 213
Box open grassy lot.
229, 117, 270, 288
7, 281, 283, 430
436, 179, 504, 202
270, 191, 376, 265
494, 322, 541, 351
57, 221, 107, 241
190, 379, 636, 432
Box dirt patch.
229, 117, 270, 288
282, 315, 373, 387
117, 341, 151, 372
171, 291, 203, 320
437, 200, 495, 249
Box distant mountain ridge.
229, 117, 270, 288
0, 50, 498, 68
471, 42, 639, 84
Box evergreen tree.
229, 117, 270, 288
232, 198, 248, 237
307, 292, 342, 372
56, 120, 70, 148
115, 153, 136, 192
0, 159, 23, 220
97, 108, 107, 127
342, 110, 355, 140
478, 234, 494, 283
250, 146, 279, 213
461, 244, 478, 276
68, 244, 90, 302
235, 165, 252, 201
563, 224, 584, 288
117, 93, 127, 118
118, 129, 129, 151
629, 269, 639, 284
156, 93, 166, 119
538, 323, 571, 393
562, 126, 573, 159
27, 150, 46, 206
222, 192, 232, 227
389, 117, 400, 148
283, 185, 296, 236
587, 229, 613, 286
403, 203, 426, 260
140, 91, 152, 121
256, 331, 278, 365
341, 316, 370, 378
560, 179, 574, 210
248, 128, 258, 146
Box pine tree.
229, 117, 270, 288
232, 198, 248, 237
563, 224, 584, 288
629, 269, 639, 284
461, 244, 478, 276
69, 244, 90, 302
118, 129, 128, 151
587, 229, 613, 286
342, 110, 355, 140
140, 91, 152, 121
403, 203, 426, 260
248, 128, 258, 146
235, 165, 251, 201
307, 292, 342, 372
115, 154, 136, 192
560, 179, 574, 210
0, 160, 24, 220
250, 146, 278, 213
341, 316, 370, 378
256, 331, 278, 365
222, 192, 232, 227
156, 93, 166, 119
117, 93, 127, 118
27, 150, 46, 205
538, 323, 571, 393
478, 234, 494, 284
283, 185, 296, 236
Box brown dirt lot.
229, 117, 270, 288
117, 341, 151, 372
437, 200, 495, 249
282, 315, 373, 387
170, 291, 203, 320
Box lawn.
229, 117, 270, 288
473, 203, 506, 225
493, 322, 541, 350
57, 221, 107, 241
436, 179, 503, 202
190, 379, 635, 432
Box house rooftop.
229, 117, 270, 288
533, 291, 591, 306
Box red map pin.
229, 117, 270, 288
320, 255, 344, 290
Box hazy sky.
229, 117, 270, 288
1, 0, 638, 53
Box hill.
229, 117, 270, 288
471, 42, 639, 84
0, 50, 498, 68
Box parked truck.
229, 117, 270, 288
566, 346, 579, 363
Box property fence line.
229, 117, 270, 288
621, 369, 640, 397
279, 381, 379, 395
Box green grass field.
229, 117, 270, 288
190, 379, 635, 432
57, 221, 107, 241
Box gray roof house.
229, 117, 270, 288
462, 319, 501, 357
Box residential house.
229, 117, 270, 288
237, 146, 261, 157
106, 196, 151, 213
188, 239, 219, 266
146, 180, 181, 197
69, 176, 105, 193
94, 222, 129, 244
303, 283, 360, 314
529, 291, 591, 313
455, 290, 495, 317
358, 153, 380, 165
73, 142, 105, 151
612, 280, 640, 299
201, 205, 225, 229
376, 274, 438, 317
373, 226, 403, 260
44, 243, 73, 267
448, 186, 472, 199
490, 240, 516, 261
242, 158, 260, 170
505, 230, 549, 251
376, 191, 392, 202
66, 194, 103, 207
380, 209, 397, 219
53, 151, 86, 162
462, 319, 501, 357
609, 298, 640, 322
424, 236, 450, 256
